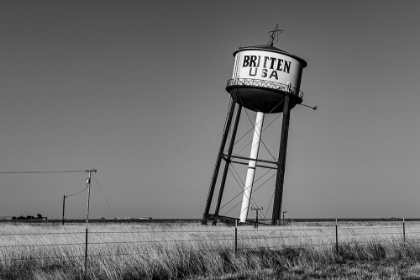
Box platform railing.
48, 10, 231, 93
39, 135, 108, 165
226, 78, 304, 98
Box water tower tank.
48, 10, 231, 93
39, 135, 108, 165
226, 44, 307, 113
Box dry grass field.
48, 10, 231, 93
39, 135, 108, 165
1, 221, 420, 279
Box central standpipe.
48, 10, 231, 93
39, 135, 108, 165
239, 112, 264, 223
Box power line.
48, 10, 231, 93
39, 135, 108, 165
65, 186, 89, 198
0, 170, 86, 174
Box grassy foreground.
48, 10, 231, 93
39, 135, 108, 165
0, 221, 420, 279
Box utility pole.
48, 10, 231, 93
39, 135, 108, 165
84, 168, 97, 276
85, 169, 97, 225
251, 207, 263, 228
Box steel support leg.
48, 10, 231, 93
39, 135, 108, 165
272, 92, 291, 225
202, 94, 238, 225
213, 104, 242, 224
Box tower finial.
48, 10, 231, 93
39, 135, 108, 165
267, 24, 284, 46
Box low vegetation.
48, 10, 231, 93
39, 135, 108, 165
0, 221, 419, 279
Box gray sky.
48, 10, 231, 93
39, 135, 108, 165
0, 1, 419, 219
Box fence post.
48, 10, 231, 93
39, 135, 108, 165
335, 219, 338, 253
62, 195, 66, 226
403, 218, 406, 248
235, 219, 238, 255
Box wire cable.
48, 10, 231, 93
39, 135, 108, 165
0, 231, 85, 236
223, 173, 276, 216
0, 170, 86, 174
228, 165, 258, 209
65, 186, 88, 198
220, 169, 274, 213
264, 191, 275, 218
227, 166, 257, 211
219, 165, 273, 213
92, 175, 116, 219
232, 103, 283, 157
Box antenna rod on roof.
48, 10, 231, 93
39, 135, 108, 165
267, 24, 284, 46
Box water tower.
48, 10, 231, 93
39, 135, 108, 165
202, 26, 309, 225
